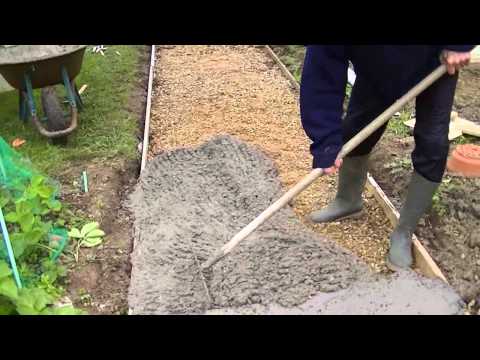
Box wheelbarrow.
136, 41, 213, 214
0, 45, 87, 144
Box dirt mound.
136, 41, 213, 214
128, 136, 463, 315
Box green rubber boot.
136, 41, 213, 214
309, 155, 369, 224
386, 171, 440, 271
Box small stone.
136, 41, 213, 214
472, 204, 480, 217
461, 253, 466, 259
462, 271, 473, 281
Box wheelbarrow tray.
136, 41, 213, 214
0, 45, 87, 89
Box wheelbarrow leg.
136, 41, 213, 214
73, 82, 84, 111
18, 89, 28, 122
23, 72, 37, 119
61, 66, 77, 110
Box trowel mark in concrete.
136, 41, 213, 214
128, 135, 464, 315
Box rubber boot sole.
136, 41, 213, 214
385, 256, 413, 272
307, 209, 365, 225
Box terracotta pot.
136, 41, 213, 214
447, 144, 480, 177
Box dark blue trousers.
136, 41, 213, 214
344, 72, 459, 183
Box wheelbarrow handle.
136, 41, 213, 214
31, 106, 78, 138
201, 64, 448, 270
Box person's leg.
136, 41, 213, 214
342, 79, 391, 157
387, 72, 458, 270
310, 76, 390, 223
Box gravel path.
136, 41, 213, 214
148, 45, 392, 271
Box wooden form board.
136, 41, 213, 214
405, 111, 480, 141
264, 45, 300, 91
129, 45, 157, 315
365, 175, 448, 283
264, 45, 448, 282
140, 45, 157, 174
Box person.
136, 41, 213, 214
300, 45, 474, 271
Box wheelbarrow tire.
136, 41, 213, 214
40, 86, 69, 145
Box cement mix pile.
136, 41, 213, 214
128, 135, 464, 315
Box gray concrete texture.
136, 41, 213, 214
128, 135, 464, 315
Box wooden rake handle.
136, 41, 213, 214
201, 64, 448, 269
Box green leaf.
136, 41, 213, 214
42, 305, 86, 315
32, 288, 54, 311
68, 228, 82, 238
16, 200, 32, 216
85, 229, 105, 238
18, 213, 35, 232
5, 212, 18, 223
16, 288, 53, 314
0, 192, 11, 207
81, 237, 103, 248
80, 222, 99, 237
0, 297, 16, 315
46, 199, 61, 212
0, 277, 18, 300
31, 175, 44, 187
25, 186, 37, 200
11, 233, 28, 258
37, 185, 54, 199
15, 304, 39, 315
28, 197, 44, 215
15, 290, 38, 315
25, 228, 46, 245
0, 261, 12, 279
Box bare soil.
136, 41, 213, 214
59, 160, 138, 314
55, 46, 150, 314
454, 66, 480, 125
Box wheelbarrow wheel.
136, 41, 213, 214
40, 86, 69, 145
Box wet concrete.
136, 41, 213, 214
0, 45, 86, 65
128, 135, 464, 315
206, 271, 464, 315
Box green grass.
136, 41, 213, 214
452, 133, 480, 146
387, 110, 412, 138
270, 45, 305, 82
432, 177, 457, 216
0, 45, 143, 175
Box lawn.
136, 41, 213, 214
0, 45, 143, 175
